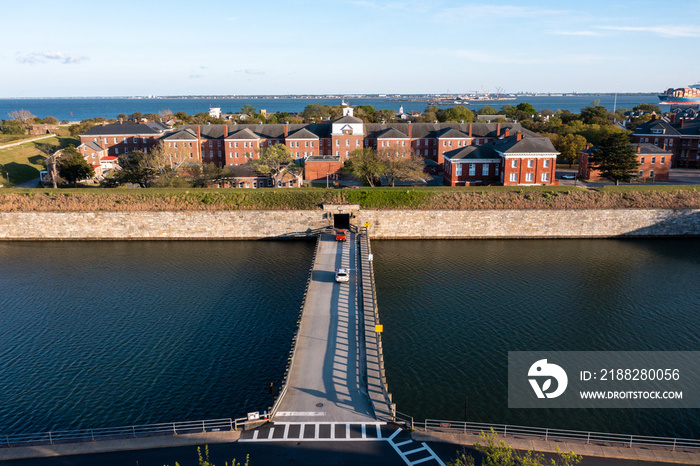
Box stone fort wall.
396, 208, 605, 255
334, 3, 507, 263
0, 209, 698, 240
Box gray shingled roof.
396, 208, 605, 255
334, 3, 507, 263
376, 127, 409, 139
161, 129, 198, 140
444, 145, 500, 161
333, 114, 363, 124
634, 143, 673, 154
83, 121, 167, 136
436, 127, 468, 138
492, 136, 558, 154
80, 141, 105, 152
226, 128, 260, 140
633, 119, 681, 136
287, 128, 319, 139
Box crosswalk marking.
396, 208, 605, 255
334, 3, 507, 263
240, 423, 446, 465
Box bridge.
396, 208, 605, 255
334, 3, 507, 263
269, 227, 394, 424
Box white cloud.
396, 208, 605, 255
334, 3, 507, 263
234, 69, 265, 75
597, 25, 700, 38
16, 50, 87, 65
435, 4, 566, 21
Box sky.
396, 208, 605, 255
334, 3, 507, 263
1, 0, 699, 97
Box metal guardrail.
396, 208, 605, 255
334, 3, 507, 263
421, 419, 700, 452
2, 417, 253, 449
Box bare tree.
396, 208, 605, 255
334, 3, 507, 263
8, 110, 36, 122
378, 147, 427, 187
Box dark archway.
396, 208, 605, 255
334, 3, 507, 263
333, 214, 350, 229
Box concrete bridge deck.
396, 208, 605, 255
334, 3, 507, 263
272, 230, 391, 423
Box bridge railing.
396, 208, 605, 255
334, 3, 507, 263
421, 419, 700, 452
1, 417, 252, 448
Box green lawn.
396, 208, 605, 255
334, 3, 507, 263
0, 134, 78, 186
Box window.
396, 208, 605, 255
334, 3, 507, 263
469, 164, 475, 176
133, 137, 137, 143
448, 141, 452, 147
356, 140, 360, 146
143, 138, 146, 143
543, 159, 550, 168
640, 157, 645, 164
661, 156, 665, 164
443, 141, 446, 147
402, 141, 406, 147
123, 137, 127, 143
542, 173, 549, 182
509, 173, 517, 182
638, 170, 644, 177
526, 173, 533, 182
651, 157, 656, 164
336, 140, 339, 146
495, 165, 499, 176
229, 142, 233, 148
650, 170, 655, 178
346, 140, 349, 146
512, 159, 517, 168
669, 139, 673, 146
235, 142, 238, 148
114, 138, 117, 143
174, 142, 177, 148
527, 159, 534, 168
115, 148, 119, 154
456, 164, 462, 176
654, 138, 659, 145
482, 164, 489, 176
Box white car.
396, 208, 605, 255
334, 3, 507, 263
561, 174, 576, 180
335, 268, 349, 283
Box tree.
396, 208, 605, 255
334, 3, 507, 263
580, 105, 609, 125
441, 106, 475, 123
633, 103, 661, 114
516, 102, 537, 116
117, 113, 127, 121
240, 104, 257, 116
378, 147, 426, 186
448, 429, 582, 466
8, 109, 36, 122
301, 104, 331, 122
251, 144, 294, 181
552, 133, 587, 167
58, 146, 94, 187
113, 148, 170, 187
345, 148, 385, 186
128, 112, 143, 121
477, 106, 499, 115
590, 132, 638, 185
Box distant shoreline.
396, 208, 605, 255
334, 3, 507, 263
0, 93, 658, 100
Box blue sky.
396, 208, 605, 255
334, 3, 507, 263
2, 0, 699, 97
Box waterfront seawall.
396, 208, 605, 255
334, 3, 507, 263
0, 209, 699, 240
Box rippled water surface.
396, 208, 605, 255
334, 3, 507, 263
373, 239, 700, 439
2, 238, 699, 439
0, 241, 314, 434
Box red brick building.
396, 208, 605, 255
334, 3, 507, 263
578, 143, 672, 181
443, 133, 558, 186
633, 113, 700, 168
80, 106, 559, 187
80, 120, 171, 157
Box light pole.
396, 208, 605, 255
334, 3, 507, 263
326, 171, 329, 189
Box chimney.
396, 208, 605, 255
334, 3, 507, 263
101, 121, 107, 126
680, 118, 685, 129
637, 144, 641, 153
224, 125, 228, 138
669, 113, 676, 124
516, 131, 522, 141
505, 128, 510, 138
407, 121, 412, 139
468, 123, 472, 137
496, 123, 501, 137
284, 123, 289, 138
119, 118, 123, 124
651, 113, 657, 121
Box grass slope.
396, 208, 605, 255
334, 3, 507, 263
0, 186, 698, 211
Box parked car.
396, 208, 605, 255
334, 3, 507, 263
335, 229, 347, 241
335, 268, 349, 283
561, 174, 576, 180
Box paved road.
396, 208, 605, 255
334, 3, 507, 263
0, 134, 56, 150
272, 231, 375, 424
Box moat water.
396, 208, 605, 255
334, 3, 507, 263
0, 239, 698, 438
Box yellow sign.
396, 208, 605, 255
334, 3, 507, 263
375, 324, 383, 333
364, 222, 370, 228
